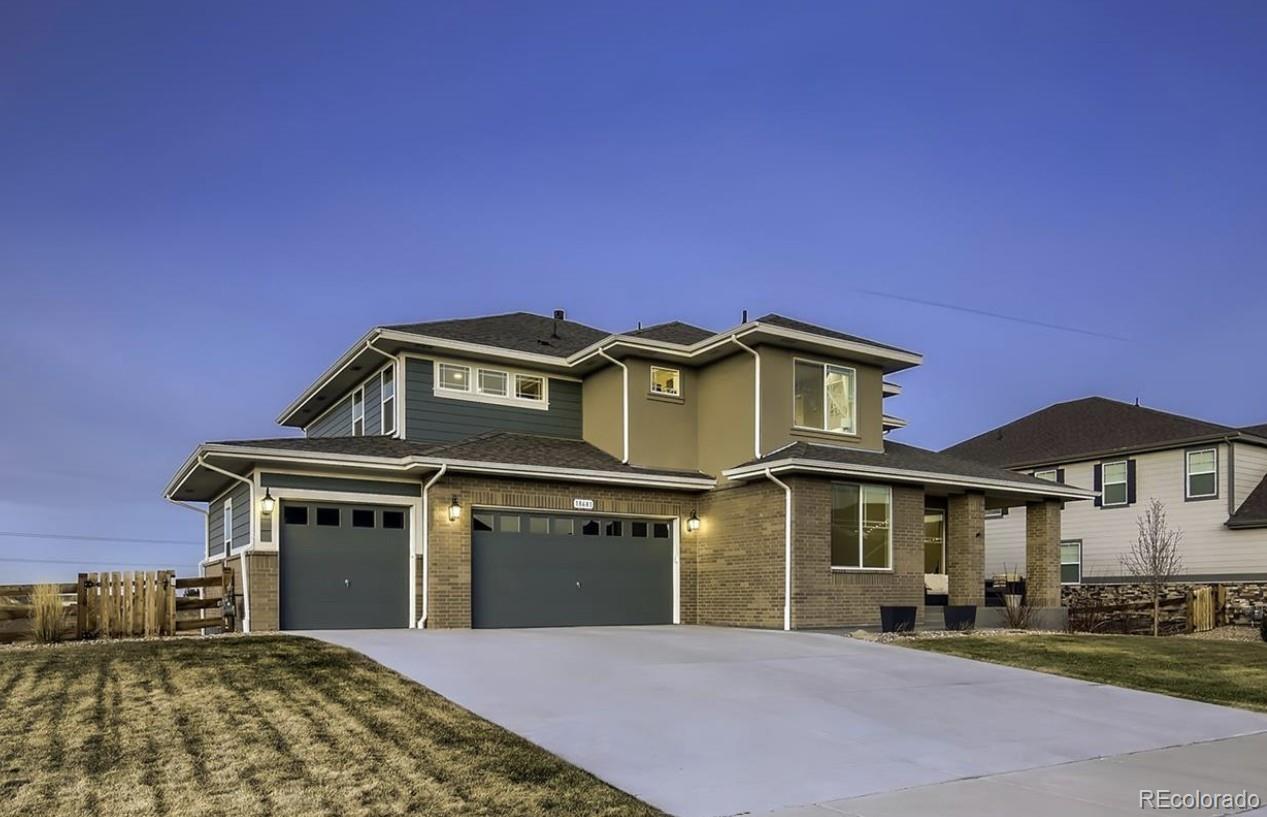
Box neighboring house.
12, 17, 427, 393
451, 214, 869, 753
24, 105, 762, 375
165, 310, 1090, 632
943, 397, 1267, 587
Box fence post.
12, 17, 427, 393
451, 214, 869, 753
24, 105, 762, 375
222, 566, 235, 632
165, 571, 176, 636
76, 573, 87, 639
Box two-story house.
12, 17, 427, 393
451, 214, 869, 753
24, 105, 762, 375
165, 311, 1092, 632
944, 397, 1267, 597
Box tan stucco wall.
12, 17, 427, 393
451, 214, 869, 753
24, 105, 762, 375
696, 351, 757, 480
758, 345, 885, 454
626, 357, 699, 473
581, 363, 624, 461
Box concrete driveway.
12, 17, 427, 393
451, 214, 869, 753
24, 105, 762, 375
306, 626, 1267, 817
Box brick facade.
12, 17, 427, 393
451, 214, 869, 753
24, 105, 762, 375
947, 492, 985, 605
245, 552, 279, 632
1025, 500, 1062, 607
789, 478, 925, 628
424, 475, 697, 629
694, 480, 788, 628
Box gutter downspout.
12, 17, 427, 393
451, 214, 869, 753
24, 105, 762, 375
419, 464, 448, 628
731, 336, 761, 458
762, 468, 792, 631
197, 457, 254, 634
1226, 436, 1237, 517
597, 347, 630, 463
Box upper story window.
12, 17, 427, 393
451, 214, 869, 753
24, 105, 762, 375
433, 359, 549, 410
1185, 448, 1217, 499
1033, 469, 1057, 482
351, 387, 365, 436
830, 483, 891, 570
380, 366, 396, 436
223, 499, 233, 553
650, 367, 681, 397
1101, 460, 1128, 506
794, 359, 857, 435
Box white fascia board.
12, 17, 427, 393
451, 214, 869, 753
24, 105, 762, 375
882, 381, 903, 396
881, 414, 908, 429
276, 328, 381, 425
722, 457, 1098, 500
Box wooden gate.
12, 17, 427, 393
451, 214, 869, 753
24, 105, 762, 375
1187, 586, 1215, 633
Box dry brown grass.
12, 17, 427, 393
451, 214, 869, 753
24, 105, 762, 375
0, 636, 664, 817
28, 584, 65, 644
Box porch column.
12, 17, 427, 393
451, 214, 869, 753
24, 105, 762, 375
947, 492, 985, 606
1026, 500, 1062, 607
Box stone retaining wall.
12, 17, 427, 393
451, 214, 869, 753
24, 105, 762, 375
1062, 581, 1267, 634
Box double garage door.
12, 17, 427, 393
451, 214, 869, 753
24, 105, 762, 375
280, 500, 674, 630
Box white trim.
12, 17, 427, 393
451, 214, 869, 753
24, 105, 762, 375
793, 356, 858, 436
649, 365, 682, 398
432, 357, 552, 411
881, 414, 907, 430
351, 387, 365, 436
420, 465, 447, 628
1101, 459, 1129, 507
597, 347, 629, 463
731, 336, 761, 458
882, 381, 903, 397
762, 469, 792, 631
828, 482, 892, 571
1033, 468, 1058, 482
723, 457, 1096, 500
1185, 447, 1218, 499
380, 364, 397, 436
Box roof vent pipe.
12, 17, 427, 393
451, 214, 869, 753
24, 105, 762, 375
552, 309, 565, 338
742, 309, 748, 323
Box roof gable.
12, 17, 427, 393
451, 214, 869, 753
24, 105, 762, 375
942, 396, 1237, 467
623, 321, 716, 345
384, 312, 610, 357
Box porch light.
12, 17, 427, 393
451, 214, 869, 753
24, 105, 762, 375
260, 489, 276, 515
686, 510, 701, 533
448, 495, 462, 521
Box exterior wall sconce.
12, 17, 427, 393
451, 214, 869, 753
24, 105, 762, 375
260, 488, 276, 515
448, 495, 462, 522
686, 510, 701, 533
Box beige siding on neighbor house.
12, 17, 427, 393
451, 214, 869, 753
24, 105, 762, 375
985, 444, 1267, 580
1234, 441, 1267, 510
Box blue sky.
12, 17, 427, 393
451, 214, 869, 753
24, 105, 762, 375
2, 2, 1265, 580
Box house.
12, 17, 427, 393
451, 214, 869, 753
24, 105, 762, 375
943, 397, 1267, 614
164, 310, 1092, 632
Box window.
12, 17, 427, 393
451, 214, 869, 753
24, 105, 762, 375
352, 509, 375, 528
438, 363, 470, 391
1033, 469, 1057, 482
1060, 541, 1082, 584
632, 521, 648, 538
351, 388, 365, 436
316, 507, 340, 526
985, 507, 1007, 519
515, 374, 544, 401
650, 367, 681, 397
582, 519, 600, 536
223, 500, 234, 552
923, 511, 945, 574
793, 360, 857, 435
382, 510, 405, 529
605, 520, 623, 537
283, 505, 308, 525
652, 522, 670, 538
528, 516, 549, 535
1186, 448, 1217, 499
380, 367, 396, 436
1102, 461, 1128, 507
497, 514, 521, 533
478, 369, 507, 396
550, 517, 574, 535
473, 512, 494, 532
830, 483, 891, 569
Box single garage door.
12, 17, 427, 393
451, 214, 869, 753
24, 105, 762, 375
472, 510, 673, 628
279, 501, 409, 630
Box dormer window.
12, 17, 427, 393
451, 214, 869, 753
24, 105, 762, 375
380, 366, 396, 436
650, 367, 681, 397
434, 360, 549, 409
351, 388, 365, 436
515, 374, 544, 401
478, 369, 508, 396
438, 363, 470, 391
793, 359, 856, 435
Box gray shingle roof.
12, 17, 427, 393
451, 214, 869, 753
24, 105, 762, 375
210, 432, 710, 481
754, 314, 917, 355
942, 397, 1239, 468
1228, 476, 1267, 529
384, 312, 610, 356
624, 321, 716, 345
1242, 423, 1267, 439
735, 440, 1070, 490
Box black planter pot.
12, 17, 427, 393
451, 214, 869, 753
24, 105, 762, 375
943, 605, 977, 631
880, 605, 917, 633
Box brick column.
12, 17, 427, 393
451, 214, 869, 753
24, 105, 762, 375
947, 492, 985, 606
1026, 500, 1062, 607
245, 552, 279, 632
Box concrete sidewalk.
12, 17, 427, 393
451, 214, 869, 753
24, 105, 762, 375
765, 732, 1267, 816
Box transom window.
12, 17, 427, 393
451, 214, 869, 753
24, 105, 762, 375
650, 367, 681, 397
1060, 540, 1082, 584
1102, 460, 1128, 506
1033, 469, 1057, 482
794, 360, 857, 435
380, 366, 396, 436
478, 369, 507, 396
515, 374, 544, 401
438, 363, 470, 391
1186, 448, 1217, 499
434, 360, 548, 408
830, 483, 891, 570
351, 388, 365, 436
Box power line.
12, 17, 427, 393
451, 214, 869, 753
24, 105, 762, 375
0, 557, 189, 568
0, 531, 202, 546
853, 288, 1130, 341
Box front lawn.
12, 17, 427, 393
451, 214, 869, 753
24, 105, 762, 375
903, 632, 1267, 713
0, 636, 663, 817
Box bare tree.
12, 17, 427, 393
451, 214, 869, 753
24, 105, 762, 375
1120, 498, 1184, 636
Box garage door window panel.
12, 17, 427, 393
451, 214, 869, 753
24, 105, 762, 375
317, 507, 340, 526
550, 517, 574, 535
352, 509, 375, 528
383, 510, 405, 529
283, 505, 308, 526
528, 516, 549, 535
497, 514, 521, 533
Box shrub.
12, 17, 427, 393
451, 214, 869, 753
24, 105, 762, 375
29, 584, 65, 644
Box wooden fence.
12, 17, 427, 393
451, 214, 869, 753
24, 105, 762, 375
0, 568, 234, 643
1187, 586, 1216, 633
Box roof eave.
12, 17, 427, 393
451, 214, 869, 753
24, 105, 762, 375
999, 431, 1253, 470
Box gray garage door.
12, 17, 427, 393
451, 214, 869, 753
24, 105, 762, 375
472, 511, 674, 628
279, 501, 410, 630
